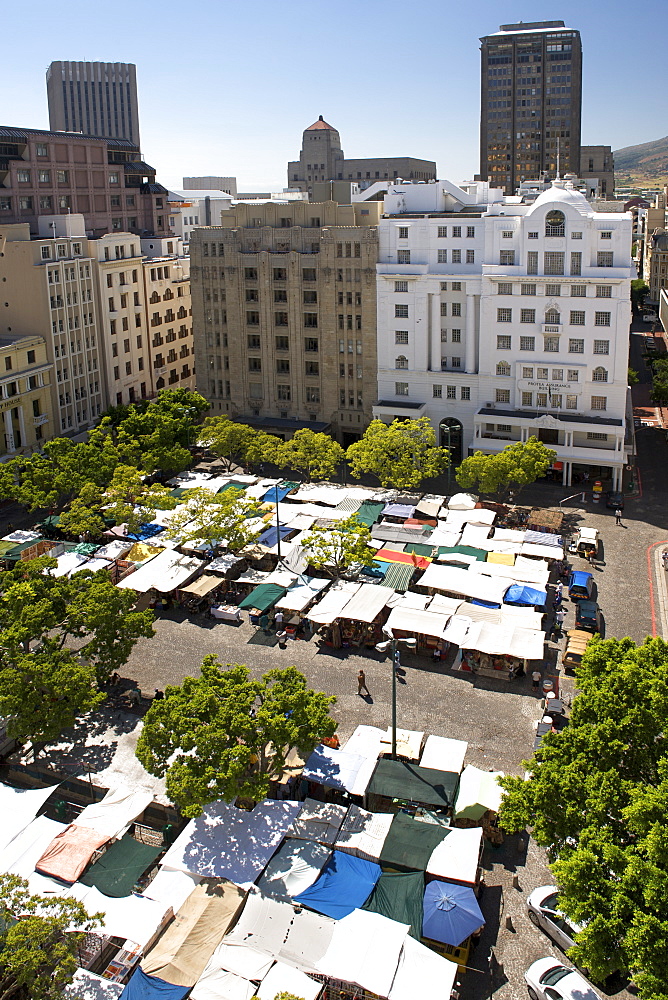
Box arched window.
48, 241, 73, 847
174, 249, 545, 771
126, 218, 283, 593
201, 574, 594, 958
545, 307, 561, 325
592, 366, 608, 382
395, 355, 408, 369
496, 361, 511, 376
545, 209, 565, 237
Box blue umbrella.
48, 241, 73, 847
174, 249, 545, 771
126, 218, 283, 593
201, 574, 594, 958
422, 880, 485, 946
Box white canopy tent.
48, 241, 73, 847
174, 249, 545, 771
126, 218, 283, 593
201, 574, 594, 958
459, 523, 492, 547
389, 934, 458, 1000
447, 493, 478, 510
278, 906, 336, 974
255, 838, 330, 902
274, 576, 330, 612
47, 552, 89, 577
191, 970, 257, 1000
76, 785, 154, 840
63, 969, 124, 1000
334, 805, 393, 861
116, 548, 203, 593
93, 539, 133, 560
68, 883, 171, 950
471, 560, 549, 587
0, 782, 60, 853
302, 746, 369, 796
144, 866, 201, 911
288, 799, 348, 845
462, 622, 545, 660
454, 765, 505, 819
0, 815, 66, 878
384, 605, 451, 638
419, 563, 508, 604
420, 735, 468, 774
306, 582, 361, 625
259, 961, 321, 1000
316, 909, 410, 998
426, 826, 483, 886
222, 890, 296, 960
521, 541, 564, 560
337, 583, 393, 623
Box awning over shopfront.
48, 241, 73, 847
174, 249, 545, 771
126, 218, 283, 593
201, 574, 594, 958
237, 583, 287, 613
379, 811, 448, 871
454, 765, 505, 820
367, 759, 460, 809
79, 834, 161, 898
179, 574, 222, 597
117, 549, 203, 593
363, 870, 424, 938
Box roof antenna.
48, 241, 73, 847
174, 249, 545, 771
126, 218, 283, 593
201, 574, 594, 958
556, 137, 561, 181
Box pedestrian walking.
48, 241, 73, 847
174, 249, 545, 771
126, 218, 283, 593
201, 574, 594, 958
259, 613, 269, 634
615, 507, 623, 526
357, 669, 370, 697
277, 630, 287, 650
532, 669, 542, 690
555, 607, 566, 625
554, 580, 563, 601
662, 550, 668, 571
274, 610, 284, 630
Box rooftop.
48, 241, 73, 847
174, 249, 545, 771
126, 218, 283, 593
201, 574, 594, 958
0, 125, 139, 150
305, 115, 337, 132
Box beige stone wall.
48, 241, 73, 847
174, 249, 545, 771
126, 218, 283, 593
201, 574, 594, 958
144, 257, 195, 395
0, 335, 55, 456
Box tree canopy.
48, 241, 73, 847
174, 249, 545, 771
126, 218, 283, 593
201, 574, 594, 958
0, 559, 154, 742
455, 436, 556, 501
58, 465, 177, 538
498, 635, 668, 999
303, 515, 376, 579
0, 873, 99, 1000
346, 417, 448, 489
197, 416, 281, 472
165, 487, 263, 554
136, 658, 337, 817
276, 429, 345, 483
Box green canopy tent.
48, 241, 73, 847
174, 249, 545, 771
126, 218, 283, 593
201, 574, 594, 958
437, 545, 487, 562
79, 834, 162, 897
354, 502, 384, 528
379, 812, 448, 873
366, 759, 460, 811
238, 583, 287, 614
362, 870, 424, 938
378, 563, 417, 592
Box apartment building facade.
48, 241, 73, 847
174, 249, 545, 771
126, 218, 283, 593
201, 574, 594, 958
142, 240, 195, 395
374, 179, 633, 489
0, 335, 54, 457
190, 200, 380, 443
47, 62, 140, 146
288, 117, 436, 195
0, 125, 168, 238
580, 145, 614, 199
479, 21, 582, 194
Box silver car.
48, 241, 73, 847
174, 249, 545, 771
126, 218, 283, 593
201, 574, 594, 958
526, 885, 582, 952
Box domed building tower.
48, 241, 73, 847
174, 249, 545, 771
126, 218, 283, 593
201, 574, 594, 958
288, 116, 345, 194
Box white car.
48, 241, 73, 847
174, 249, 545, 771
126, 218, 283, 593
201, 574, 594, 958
526, 885, 582, 952
525, 958, 601, 1000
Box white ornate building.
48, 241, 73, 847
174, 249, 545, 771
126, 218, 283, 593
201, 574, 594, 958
374, 179, 633, 489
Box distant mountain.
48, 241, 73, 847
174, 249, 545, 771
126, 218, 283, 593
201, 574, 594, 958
614, 136, 668, 179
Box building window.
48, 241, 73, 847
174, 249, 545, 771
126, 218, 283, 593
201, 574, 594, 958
497, 335, 511, 350
502, 231, 514, 239
451, 302, 461, 317
452, 226, 461, 238
595, 311, 611, 327
394, 280, 408, 292
17, 170, 30, 183
522, 392, 533, 406
451, 249, 461, 263
306, 386, 320, 403
496, 361, 511, 376
592, 366, 608, 382
570, 310, 586, 326
56, 170, 69, 184
569, 252, 582, 276
527, 251, 538, 275
395, 382, 409, 396
395, 331, 409, 345
566, 369, 579, 381
600, 231, 612, 240
275, 312, 289, 326
397, 250, 411, 264
38, 169, 50, 183
305, 361, 320, 376
305, 337, 319, 352
398, 227, 409, 239
447, 386, 456, 399
276, 359, 290, 373
520, 308, 535, 323
571, 284, 586, 297
460, 386, 470, 400
395, 356, 408, 369
536, 393, 548, 407
520, 283, 536, 296
19, 196, 33, 210
597, 252, 613, 268
0, 196, 12, 212
466, 250, 475, 264
528, 231, 538, 240
451, 329, 461, 342
571, 231, 582, 240
437, 250, 448, 263
500, 250, 515, 265
596, 285, 612, 298
551, 394, 563, 408
520, 336, 535, 351
544, 252, 564, 275
568, 339, 584, 353
593, 340, 610, 355
433, 384, 442, 398
497, 308, 512, 323
440, 303, 448, 317
545, 284, 561, 297
591, 395, 607, 410
248, 357, 261, 372
466, 226, 475, 238
36, 143, 48, 156
587, 431, 608, 441
544, 336, 560, 352
545, 210, 565, 237
441, 330, 448, 343
452, 282, 461, 291
277, 385, 291, 401
522, 367, 534, 379
499, 282, 513, 295
437, 227, 447, 238
275, 336, 289, 351
451, 357, 461, 368
496, 389, 511, 403
395, 304, 409, 318
109, 172, 120, 184
566, 395, 578, 409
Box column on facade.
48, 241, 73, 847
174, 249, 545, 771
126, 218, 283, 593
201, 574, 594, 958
3, 410, 14, 453
465, 294, 476, 374
430, 293, 441, 372
16, 405, 26, 450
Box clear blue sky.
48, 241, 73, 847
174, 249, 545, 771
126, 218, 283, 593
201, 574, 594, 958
3, 0, 665, 192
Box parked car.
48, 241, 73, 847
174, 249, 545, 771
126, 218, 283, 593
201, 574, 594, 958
643, 312, 658, 323
606, 490, 624, 510
568, 571, 594, 601
562, 629, 593, 672
526, 886, 583, 952
525, 958, 601, 1000
575, 600, 601, 634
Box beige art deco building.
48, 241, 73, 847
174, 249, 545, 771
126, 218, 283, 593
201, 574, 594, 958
141, 239, 195, 394
0, 334, 55, 457
190, 200, 380, 443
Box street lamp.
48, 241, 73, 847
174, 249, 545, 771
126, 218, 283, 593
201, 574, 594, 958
375, 632, 417, 759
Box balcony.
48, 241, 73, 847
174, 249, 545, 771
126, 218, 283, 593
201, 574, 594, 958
541, 323, 562, 334
33, 414, 49, 427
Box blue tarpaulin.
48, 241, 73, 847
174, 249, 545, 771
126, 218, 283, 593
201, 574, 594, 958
262, 484, 293, 502
258, 524, 293, 548
293, 850, 381, 919
422, 880, 485, 947
504, 584, 547, 607
129, 523, 165, 542
120, 968, 190, 1000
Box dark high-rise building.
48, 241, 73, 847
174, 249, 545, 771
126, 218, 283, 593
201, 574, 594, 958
479, 21, 582, 194
47, 61, 140, 146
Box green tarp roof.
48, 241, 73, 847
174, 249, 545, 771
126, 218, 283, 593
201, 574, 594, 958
355, 502, 384, 528
379, 812, 448, 873
238, 583, 287, 613
378, 563, 416, 592
79, 834, 162, 898
3, 539, 42, 561
38, 514, 62, 528
0, 540, 18, 557
363, 870, 424, 938
437, 545, 487, 562
367, 759, 460, 809
217, 482, 248, 495
404, 543, 434, 557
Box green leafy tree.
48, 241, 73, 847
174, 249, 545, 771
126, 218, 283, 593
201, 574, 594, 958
136, 659, 337, 817
0, 874, 100, 1000
244, 430, 282, 470
303, 515, 376, 579
498, 636, 668, 996
346, 417, 448, 489
165, 487, 263, 553
276, 429, 345, 483
631, 278, 650, 310
628, 367, 640, 386
2, 437, 120, 515
59, 465, 177, 538
198, 416, 261, 472
456, 436, 556, 502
